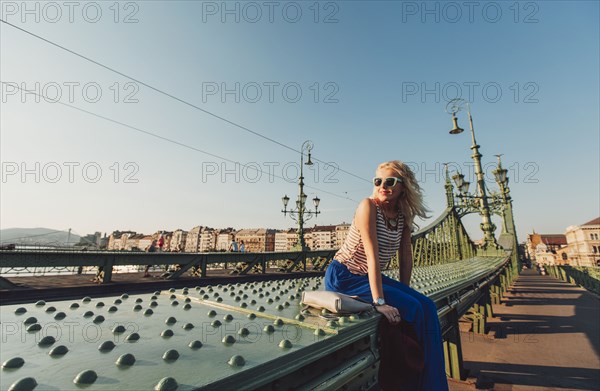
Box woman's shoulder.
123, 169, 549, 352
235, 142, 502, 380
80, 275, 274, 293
356, 198, 378, 219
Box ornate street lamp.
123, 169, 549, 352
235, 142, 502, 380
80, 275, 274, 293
445, 98, 498, 250
281, 140, 321, 250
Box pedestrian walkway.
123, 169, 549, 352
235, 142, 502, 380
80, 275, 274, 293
450, 268, 600, 391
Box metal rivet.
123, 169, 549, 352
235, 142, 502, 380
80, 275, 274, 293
211, 320, 222, 327
171, 300, 179, 306
82, 297, 91, 303
95, 302, 105, 308
189, 340, 203, 349
276, 305, 284, 311
2, 357, 24, 369
93, 315, 105, 324
222, 335, 236, 345
7, 377, 37, 391
114, 299, 122, 305
183, 303, 192, 310
207, 310, 217, 317
116, 353, 136, 367
257, 306, 265, 312
154, 377, 178, 391
98, 341, 116, 351
228, 355, 245, 367
70, 303, 79, 309
23, 317, 37, 325
238, 328, 249, 337
125, 333, 140, 342
263, 325, 275, 334
295, 314, 305, 321
108, 306, 118, 313
83, 311, 94, 318
279, 340, 293, 349
161, 329, 174, 338
274, 319, 284, 327
144, 309, 154, 316
26, 324, 41, 333
247, 313, 256, 320
74, 370, 97, 385
121, 294, 129, 299
150, 301, 158, 308
54, 312, 66, 320
38, 336, 55, 347
133, 305, 143, 311
45, 306, 56, 313
182, 323, 194, 330
314, 328, 325, 336
162, 349, 179, 361
135, 298, 143, 303
113, 325, 126, 334
223, 314, 233, 322
35, 300, 46, 306
14, 307, 27, 315
165, 317, 177, 325
169, 288, 176, 293
48, 345, 69, 356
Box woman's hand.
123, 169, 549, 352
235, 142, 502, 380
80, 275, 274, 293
375, 304, 401, 325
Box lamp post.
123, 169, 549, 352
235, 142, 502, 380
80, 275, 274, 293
446, 98, 498, 250
281, 140, 321, 251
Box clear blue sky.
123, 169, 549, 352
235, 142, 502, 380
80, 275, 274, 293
1, 1, 598, 242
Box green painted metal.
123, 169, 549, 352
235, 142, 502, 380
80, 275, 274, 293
0, 278, 381, 391
0, 250, 337, 285
546, 266, 600, 295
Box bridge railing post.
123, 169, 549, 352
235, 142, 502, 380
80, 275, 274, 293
443, 308, 466, 381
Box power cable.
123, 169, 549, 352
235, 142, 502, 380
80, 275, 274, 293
0, 81, 358, 204
0, 19, 370, 184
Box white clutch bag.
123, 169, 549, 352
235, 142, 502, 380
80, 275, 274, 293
301, 290, 373, 314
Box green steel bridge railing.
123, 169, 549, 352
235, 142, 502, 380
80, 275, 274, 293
0, 203, 520, 387
545, 265, 600, 296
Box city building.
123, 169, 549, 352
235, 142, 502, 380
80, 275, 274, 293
136, 235, 153, 251
561, 217, 600, 267
307, 225, 337, 250
169, 229, 188, 252
526, 232, 567, 262
335, 223, 351, 249
199, 227, 217, 252
107, 231, 137, 251
217, 228, 235, 251
275, 229, 297, 252
235, 229, 276, 252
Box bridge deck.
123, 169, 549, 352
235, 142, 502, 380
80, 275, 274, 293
450, 268, 600, 391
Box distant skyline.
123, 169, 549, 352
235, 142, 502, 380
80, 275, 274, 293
1, 1, 599, 243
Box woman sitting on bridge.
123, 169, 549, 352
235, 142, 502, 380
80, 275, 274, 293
325, 160, 448, 391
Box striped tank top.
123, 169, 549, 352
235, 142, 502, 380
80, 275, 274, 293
335, 200, 404, 275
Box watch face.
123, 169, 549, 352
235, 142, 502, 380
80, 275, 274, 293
377, 298, 385, 306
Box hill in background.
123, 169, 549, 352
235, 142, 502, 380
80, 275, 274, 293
0, 228, 81, 247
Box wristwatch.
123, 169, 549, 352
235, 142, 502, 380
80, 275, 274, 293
373, 297, 385, 306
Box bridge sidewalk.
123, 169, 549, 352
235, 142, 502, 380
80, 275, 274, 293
449, 268, 600, 391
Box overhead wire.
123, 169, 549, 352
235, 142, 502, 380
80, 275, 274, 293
0, 19, 370, 184
0, 81, 358, 204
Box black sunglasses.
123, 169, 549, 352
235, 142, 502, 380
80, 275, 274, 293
373, 177, 403, 187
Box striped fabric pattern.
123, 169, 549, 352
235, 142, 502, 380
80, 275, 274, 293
335, 201, 403, 275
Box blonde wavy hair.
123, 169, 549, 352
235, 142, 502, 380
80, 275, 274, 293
371, 160, 430, 228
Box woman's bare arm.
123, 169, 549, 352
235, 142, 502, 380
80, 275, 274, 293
354, 198, 383, 302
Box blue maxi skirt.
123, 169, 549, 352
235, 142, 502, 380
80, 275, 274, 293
325, 259, 449, 391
